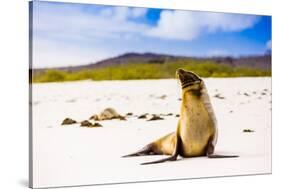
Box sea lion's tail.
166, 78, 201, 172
208, 154, 239, 158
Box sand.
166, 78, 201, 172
31, 78, 271, 188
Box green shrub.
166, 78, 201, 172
35, 69, 66, 82
32, 60, 271, 83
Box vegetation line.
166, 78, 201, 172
33, 61, 271, 83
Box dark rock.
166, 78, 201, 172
126, 112, 133, 116
175, 114, 180, 117
243, 129, 254, 133
61, 118, 77, 125
119, 116, 127, 121
138, 113, 148, 119
147, 115, 164, 121
80, 120, 93, 127
157, 95, 167, 100
243, 92, 250, 97
93, 122, 103, 127
81, 120, 103, 127
160, 113, 173, 116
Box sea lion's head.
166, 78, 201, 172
176, 68, 203, 96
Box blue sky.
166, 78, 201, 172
32, 1, 272, 68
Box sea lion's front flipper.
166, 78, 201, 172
140, 134, 181, 165
206, 137, 239, 158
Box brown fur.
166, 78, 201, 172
123, 69, 238, 164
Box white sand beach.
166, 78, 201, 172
31, 78, 271, 188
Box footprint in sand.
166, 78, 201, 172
213, 94, 225, 99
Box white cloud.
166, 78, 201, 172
266, 40, 272, 50
100, 7, 147, 20
204, 12, 260, 32
146, 10, 260, 40
34, 4, 149, 41
99, 8, 113, 17
131, 8, 148, 18
33, 3, 150, 67
113, 7, 130, 21
33, 38, 115, 68
34, 4, 260, 43
32, 2, 261, 67
147, 11, 201, 40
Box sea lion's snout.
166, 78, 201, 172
176, 69, 201, 89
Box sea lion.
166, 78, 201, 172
123, 68, 238, 165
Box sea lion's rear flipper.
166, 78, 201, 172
122, 144, 156, 157
206, 137, 239, 158
140, 154, 178, 165
140, 134, 181, 165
